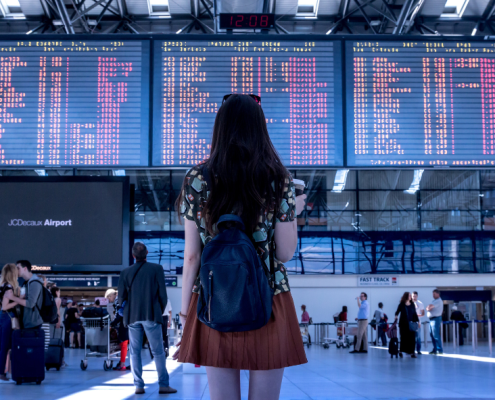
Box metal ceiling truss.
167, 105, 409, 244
3, 0, 495, 35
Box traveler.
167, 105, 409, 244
301, 305, 310, 324
350, 293, 369, 354
5, 260, 43, 330
412, 291, 426, 355
394, 292, 420, 359
65, 301, 81, 348
172, 94, 307, 400
49, 287, 62, 338
0, 264, 19, 382
374, 302, 387, 346
450, 305, 467, 346
105, 289, 129, 371
105, 289, 117, 321
118, 242, 176, 395
339, 306, 348, 322
301, 305, 311, 345
95, 299, 101, 308
426, 289, 443, 354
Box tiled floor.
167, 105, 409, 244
1, 343, 494, 400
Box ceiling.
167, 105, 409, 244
0, 0, 494, 35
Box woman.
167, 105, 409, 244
395, 292, 420, 358
173, 94, 307, 400
0, 264, 19, 382
49, 287, 62, 338
339, 306, 348, 322
105, 289, 129, 371
301, 305, 310, 324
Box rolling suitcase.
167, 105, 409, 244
45, 338, 64, 371
389, 338, 399, 358
11, 329, 45, 385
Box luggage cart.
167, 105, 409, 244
299, 323, 311, 348
79, 316, 121, 371
322, 322, 352, 349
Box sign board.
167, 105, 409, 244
358, 276, 398, 287
47, 275, 107, 288
166, 276, 178, 288
111, 275, 177, 288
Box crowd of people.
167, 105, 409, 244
0, 253, 177, 393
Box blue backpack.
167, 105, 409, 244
197, 214, 274, 332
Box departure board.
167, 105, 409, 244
0, 40, 149, 167
153, 39, 343, 166
346, 40, 495, 167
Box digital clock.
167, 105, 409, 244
219, 13, 275, 29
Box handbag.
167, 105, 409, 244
408, 321, 419, 332
8, 313, 20, 330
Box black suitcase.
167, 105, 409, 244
12, 329, 45, 385
45, 338, 64, 371
389, 337, 399, 358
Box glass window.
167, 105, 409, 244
358, 170, 415, 190
359, 191, 417, 211
421, 190, 480, 211
360, 211, 418, 231
421, 170, 480, 190
421, 211, 481, 231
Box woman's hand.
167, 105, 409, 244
295, 194, 307, 216
172, 340, 181, 361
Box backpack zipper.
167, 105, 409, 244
208, 271, 213, 322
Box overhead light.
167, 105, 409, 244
332, 169, 349, 193
441, 0, 470, 17
404, 169, 424, 195
148, 0, 170, 15
0, 0, 23, 16
112, 170, 125, 176
35, 169, 46, 176
176, 28, 183, 34
296, 0, 319, 16
472, 28, 477, 36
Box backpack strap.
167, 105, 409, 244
29, 280, 44, 316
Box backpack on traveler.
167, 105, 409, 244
196, 214, 274, 332
30, 281, 59, 324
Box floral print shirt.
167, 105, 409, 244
180, 163, 296, 296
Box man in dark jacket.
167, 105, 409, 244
450, 306, 467, 346
118, 242, 177, 395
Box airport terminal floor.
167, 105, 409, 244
1, 344, 494, 400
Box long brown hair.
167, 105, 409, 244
1, 263, 19, 291
177, 94, 288, 236
401, 292, 411, 304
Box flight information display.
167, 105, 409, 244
0, 40, 149, 167
153, 39, 343, 166
346, 40, 495, 167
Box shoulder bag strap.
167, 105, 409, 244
29, 280, 44, 315
124, 261, 147, 322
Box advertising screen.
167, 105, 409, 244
0, 177, 129, 271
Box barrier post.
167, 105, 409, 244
472, 320, 476, 353
440, 321, 444, 347
453, 321, 457, 351
489, 320, 492, 357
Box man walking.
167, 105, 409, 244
373, 302, 387, 347
6, 260, 43, 330
118, 242, 177, 395
350, 292, 370, 354
426, 289, 443, 355
412, 291, 426, 355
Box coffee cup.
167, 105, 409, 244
293, 179, 306, 196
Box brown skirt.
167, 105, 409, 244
178, 292, 308, 370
